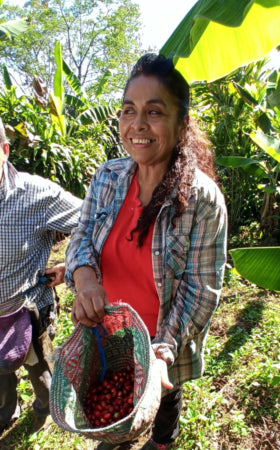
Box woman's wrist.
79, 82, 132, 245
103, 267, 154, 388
73, 265, 99, 291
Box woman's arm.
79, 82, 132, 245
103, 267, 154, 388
153, 190, 228, 365
64, 171, 109, 326
71, 265, 110, 327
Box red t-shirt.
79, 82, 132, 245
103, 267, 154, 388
100, 171, 159, 336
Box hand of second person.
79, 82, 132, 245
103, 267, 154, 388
45, 263, 65, 287
72, 283, 110, 327
154, 358, 174, 390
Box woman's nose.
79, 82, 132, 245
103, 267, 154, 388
131, 112, 148, 130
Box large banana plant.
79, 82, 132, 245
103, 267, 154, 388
226, 70, 280, 292
229, 131, 280, 292
216, 70, 280, 235
49, 41, 116, 138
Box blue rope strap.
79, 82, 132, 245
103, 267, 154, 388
92, 324, 107, 382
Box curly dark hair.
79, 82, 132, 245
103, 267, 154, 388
124, 53, 215, 246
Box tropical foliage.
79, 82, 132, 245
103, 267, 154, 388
0, 39, 125, 197
189, 60, 280, 240
0, 0, 142, 96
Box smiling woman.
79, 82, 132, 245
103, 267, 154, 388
65, 53, 227, 450
119, 75, 183, 195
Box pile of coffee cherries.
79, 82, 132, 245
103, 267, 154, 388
84, 365, 135, 428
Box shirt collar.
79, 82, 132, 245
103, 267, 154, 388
0, 161, 25, 201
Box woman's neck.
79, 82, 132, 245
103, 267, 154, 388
137, 165, 166, 206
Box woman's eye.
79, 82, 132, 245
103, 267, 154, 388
122, 108, 134, 115
149, 109, 161, 115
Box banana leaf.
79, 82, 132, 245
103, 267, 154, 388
0, 18, 29, 40
250, 131, 280, 163
160, 0, 280, 83
230, 247, 280, 291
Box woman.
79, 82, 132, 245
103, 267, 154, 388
65, 53, 227, 450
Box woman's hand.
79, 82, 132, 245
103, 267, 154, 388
72, 266, 110, 327
155, 358, 173, 390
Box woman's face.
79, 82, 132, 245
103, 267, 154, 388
119, 75, 183, 171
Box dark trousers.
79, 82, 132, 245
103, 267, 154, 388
152, 386, 182, 444
0, 336, 51, 425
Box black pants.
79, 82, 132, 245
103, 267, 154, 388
152, 386, 182, 444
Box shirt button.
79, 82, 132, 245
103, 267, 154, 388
154, 251, 160, 256
157, 282, 162, 287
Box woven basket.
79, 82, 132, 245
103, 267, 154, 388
50, 302, 161, 443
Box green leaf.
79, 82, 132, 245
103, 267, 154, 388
230, 247, 280, 291
63, 59, 86, 99
79, 105, 115, 125
160, 0, 280, 83
51, 41, 66, 136
0, 18, 29, 40
216, 156, 261, 168
250, 131, 280, 163
2, 65, 12, 89
20, 393, 32, 402
232, 81, 258, 106
95, 70, 111, 98
53, 41, 64, 102
256, 112, 273, 134
65, 94, 87, 111
49, 93, 66, 137
267, 76, 280, 108
216, 156, 268, 178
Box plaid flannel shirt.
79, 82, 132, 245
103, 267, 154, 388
0, 162, 82, 312
65, 157, 227, 386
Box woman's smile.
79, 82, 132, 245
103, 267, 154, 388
131, 138, 155, 145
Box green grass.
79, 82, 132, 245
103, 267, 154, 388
1, 239, 279, 449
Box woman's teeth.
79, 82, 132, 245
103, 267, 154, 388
132, 138, 153, 144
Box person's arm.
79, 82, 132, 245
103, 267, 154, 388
65, 168, 111, 326
44, 263, 65, 287
153, 189, 227, 366
71, 265, 110, 327
45, 181, 82, 233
